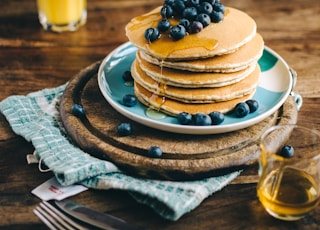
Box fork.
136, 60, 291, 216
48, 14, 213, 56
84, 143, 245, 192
33, 201, 89, 230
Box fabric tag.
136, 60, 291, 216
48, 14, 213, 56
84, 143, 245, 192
32, 177, 88, 201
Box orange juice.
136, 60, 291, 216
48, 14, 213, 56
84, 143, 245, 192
37, 0, 87, 32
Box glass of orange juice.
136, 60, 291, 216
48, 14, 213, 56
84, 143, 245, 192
257, 125, 320, 221
37, 0, 87, 32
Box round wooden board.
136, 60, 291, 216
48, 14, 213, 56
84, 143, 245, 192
60, 62, 298, 180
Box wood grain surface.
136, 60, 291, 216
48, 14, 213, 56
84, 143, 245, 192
0, 0, 319, 229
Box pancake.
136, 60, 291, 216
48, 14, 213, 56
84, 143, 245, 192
132, 60, 260, 103
125, 7, 257, 60
136, 51, 257, 88
139, 33, 264, 72
134, 82, 256, 116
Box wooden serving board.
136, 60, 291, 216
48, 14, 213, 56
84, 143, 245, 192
60, 62, 298, 180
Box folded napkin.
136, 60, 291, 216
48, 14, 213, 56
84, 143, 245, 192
0, 84, 241, 221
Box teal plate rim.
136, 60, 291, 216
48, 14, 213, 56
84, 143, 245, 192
97, 42, 292, 135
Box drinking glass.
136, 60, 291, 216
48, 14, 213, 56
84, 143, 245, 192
37, 0, 87, 32
257, 125, 320, 221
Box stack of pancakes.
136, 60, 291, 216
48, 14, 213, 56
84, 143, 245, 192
125, 6, 264, 116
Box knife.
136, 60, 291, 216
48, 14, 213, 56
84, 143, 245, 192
55, 199, 144, 230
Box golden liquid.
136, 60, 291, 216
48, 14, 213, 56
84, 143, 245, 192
257, 167, 319, 219
37, 0, 86, 24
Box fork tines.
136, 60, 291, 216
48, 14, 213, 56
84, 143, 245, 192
33, 201, 89, 230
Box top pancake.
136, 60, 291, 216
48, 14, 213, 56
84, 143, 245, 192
125, 6, 257, 60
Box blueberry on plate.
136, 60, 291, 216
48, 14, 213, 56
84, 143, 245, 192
71, 104, 86, 117
245, 99, 259, 113
148, 146, 163, 158
177, 112, 193, 125
122, 70, 133, 82
277, 145, 294, 158
144, 27, 160, 43
209, 111, 224, 125
234, 102, 250, 118
117, 123, 132, 136
170, 25, 187, 40
122, 94, 137, 107
194, 113, 212, 126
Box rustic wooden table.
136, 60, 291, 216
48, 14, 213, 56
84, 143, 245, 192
0, 0, 319, 229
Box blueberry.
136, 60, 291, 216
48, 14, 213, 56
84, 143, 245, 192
148, 146, 162, 158
122, 94, 137, 107
182, 7, 198, 21
277, 145, 294, 158
170, 25, 187, 40
189, 21, 203, 33
203, 0, 216, 4
213, 3, 226, 13
164, 0, 175, 6
209, 111, 224, 125
177, 112, 193, 125
160, 5, 174, 18
186, 0, 200, 7
117, 123, 132, 136
144, 27, 160, 43
122, 70, 133, 82
158, 19, 171, 32
196, 13, 211, 27
210, 11, 224, 23
245, 99, 259, 113
194, 113, 212, 126
179, 18, 191, 30
172, 0, 186, 17
199, 2, 213, 14
234, 102, 250, 118
71, 104, 86, 117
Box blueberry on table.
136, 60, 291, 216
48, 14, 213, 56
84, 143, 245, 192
194, 113, 212, 126
148, 146, 163, 158
144, 27, 160, 43
71, 104, 86, 117
234, 102, 250, 118
170, 25, 187, 40
122, 94, 137, 107
277, 145, 294, 158
209, 111, 224, 125
117, 123, 132, 136
245, 99, 259, 113
177, 112, 193, 125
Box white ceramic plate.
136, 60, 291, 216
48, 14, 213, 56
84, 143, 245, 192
98, 42, 292, 134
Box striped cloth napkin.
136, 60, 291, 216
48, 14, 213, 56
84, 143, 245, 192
0, 84, 241, 221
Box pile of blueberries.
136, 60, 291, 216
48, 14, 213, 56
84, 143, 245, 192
145, 0, 226, 42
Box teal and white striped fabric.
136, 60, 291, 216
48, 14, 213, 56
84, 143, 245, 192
0, 84, 240, 220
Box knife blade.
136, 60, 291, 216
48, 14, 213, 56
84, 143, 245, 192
55, 199, 143, 230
